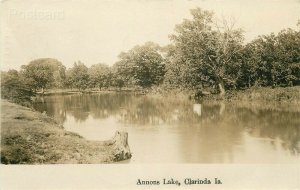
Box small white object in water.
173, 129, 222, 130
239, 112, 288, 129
193, 104, 202, 116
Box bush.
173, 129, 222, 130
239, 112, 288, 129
1, 70, 35, 107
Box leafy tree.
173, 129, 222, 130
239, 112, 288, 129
167, 8, 244, 95
52, 63, 66, 88
20, 58, 65, 93
237, 42, 260, 88
88, 63, 111, 90
112, 75, 125, 91
115, 42, 165, 88
275, 28, 300, 86
1, 70, 34, 106
241, 27, 300, 87
66, 61, 89, 91
161, 44, 183, 89
110, 64, 126, 90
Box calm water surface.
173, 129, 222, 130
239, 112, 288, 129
33, 93, 300, 163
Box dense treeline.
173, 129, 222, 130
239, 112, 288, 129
1, 8, 300, 102
163, 8, 300, 95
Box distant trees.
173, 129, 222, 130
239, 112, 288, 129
111, 74, 125, 91
20, 58, 66, 93
65, 61, 89, 91
114, 42, 165, 88
88, 63, 111, 90
61, 42, 166, 91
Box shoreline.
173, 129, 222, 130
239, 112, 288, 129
200, 86, 300, 112
0, 99, 132, 164
146, 86, 300, 112
37, 88, 147, 96
37, 86, 300, 112
39, 86, 300, 101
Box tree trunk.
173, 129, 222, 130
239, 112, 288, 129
218, 82, 225, 96
219, 102, 225, 115
41, 87, 44, 94
248, 77, 251, 88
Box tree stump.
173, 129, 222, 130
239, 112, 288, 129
104, 131, 132, 162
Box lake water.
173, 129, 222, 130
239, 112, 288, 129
33, 93, 300, 163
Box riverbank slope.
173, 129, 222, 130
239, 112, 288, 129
0, 99, 131, 164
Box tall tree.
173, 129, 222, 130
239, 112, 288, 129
168, 8, 244, 95
161, 44, 183, 89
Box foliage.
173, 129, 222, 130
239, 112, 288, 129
20, 58, 66, 92
110, 67, 125, 90
115, 42, 165, 88
239, 28, 300, 88
165, 8, 244, 95
88, 63, 111, 90
1, 70, 35, 106
65, 61, 89, 91
161, 44, 183, 89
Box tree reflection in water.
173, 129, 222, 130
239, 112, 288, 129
33, 93, 300, 162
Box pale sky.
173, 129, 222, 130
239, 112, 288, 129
1, 0, 299, 70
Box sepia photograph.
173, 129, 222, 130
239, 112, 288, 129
0, 0, 300, 189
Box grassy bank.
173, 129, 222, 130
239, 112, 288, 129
224, 86, 300, 103
39, 86, 300, 104
146, 86, 300, 112
151, 86, 299, 101
0, 99, 131, 164
196, 86, 300, 112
